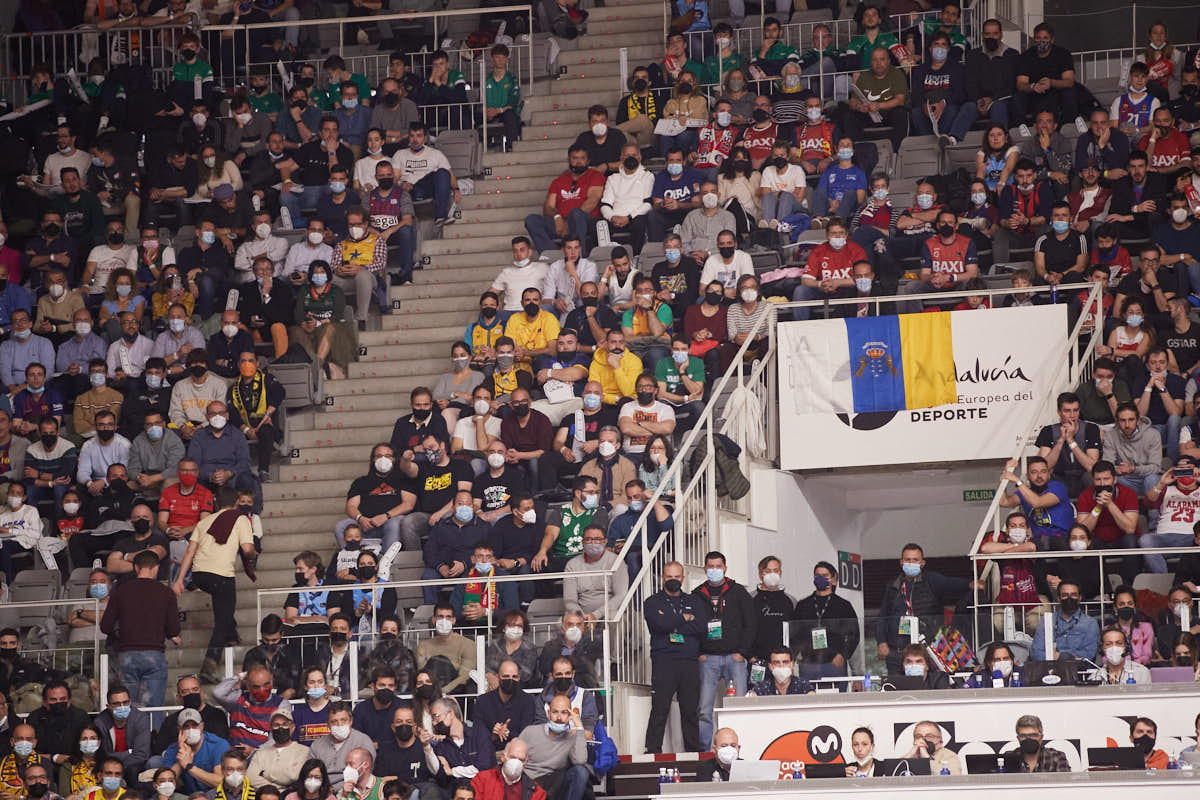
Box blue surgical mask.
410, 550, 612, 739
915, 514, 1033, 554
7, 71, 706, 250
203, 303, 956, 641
1051, 220, 1069, 234
971, 192, 987, 206
13, 328, 30, 340
916, 194, 934, 210
931, 46, 948, 62
872, 188, 888, 202
855, 277, 873, 293
474, 561, 493, 574
311, 273, 328, 286
307, 687, 326, 699
90, 373, 107, 387
582, 493, 599, 510
80, 740, 100, 755
329, 181, 346, 194
582, 393, 601, 411
903, 662, 926, 677
706, 567, 725, 583
200, 231, 216, 245
147, 425, 164, 441
547, 721, 570, 734
665, 248, 681, 262
629, 500, 645, 512
666, 163, 683, 177
342, 98, 358, 109
146, 374, 163, 389
455, 505, 474, 523
28, 385, 44, 394
837, 148, 854, 161
103, 777, 122, 792
901, 562, 921, 578
113, 705, 131, 721
12, 742, 33, 758
90, 583, 109, 599
672, 350, 688, 364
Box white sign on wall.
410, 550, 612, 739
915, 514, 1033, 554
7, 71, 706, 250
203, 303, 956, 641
776, 305, 1070, 469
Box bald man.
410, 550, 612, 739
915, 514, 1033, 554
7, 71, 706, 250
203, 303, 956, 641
518, 695, 590, 800
471, 738, 548, 800
697, 727, 740, 782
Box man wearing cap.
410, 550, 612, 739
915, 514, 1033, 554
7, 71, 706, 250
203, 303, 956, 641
162, 708, 230, 793
246, 705, 310, 788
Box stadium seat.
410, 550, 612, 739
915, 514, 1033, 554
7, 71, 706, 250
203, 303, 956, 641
10, 569, 61, 628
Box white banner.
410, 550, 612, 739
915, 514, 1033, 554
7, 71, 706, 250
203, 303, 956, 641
777, 305, 1070, 469
716, 686, 1200, 778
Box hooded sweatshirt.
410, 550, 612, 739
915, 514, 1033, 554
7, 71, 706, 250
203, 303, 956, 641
1101, 415, 1161, 475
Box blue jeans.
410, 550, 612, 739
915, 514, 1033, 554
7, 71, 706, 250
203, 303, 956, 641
911, 102, 978, 142
1119, 471, 1162, 529
525, 208, 594, 253
1138, 532, 1193, 573
333, 516, 410, 552
802, 56, 837, 99
659, 129, 698, 158
1186, 260, 1200, 296
985, 98, 1010, 128
698, 652, 747, 750
1153, 416, 1182, 463
555, 764, 591, 800
120, 649, 168, 708
411, 169, 452, 218
791, 283, 849, 320
389, 224, 416, 277
279, 185, 325, 228
761, 191, 796, 223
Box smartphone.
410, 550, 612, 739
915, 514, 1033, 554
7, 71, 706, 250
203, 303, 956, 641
1173, 466, 1192, 479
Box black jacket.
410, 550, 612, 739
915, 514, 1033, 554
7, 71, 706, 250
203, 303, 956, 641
692, 578, 757, 657
696, 759, 730, 782
27, 704, 90, 761
1108, 173, 1169, 232
119, 377, 172, 440
793, 590, 860, 664
750, 589, 795, 662
875, 570, 969, 649
226, 371, 286, 427
645, 589, 708, 661
965, 46, 1019, 103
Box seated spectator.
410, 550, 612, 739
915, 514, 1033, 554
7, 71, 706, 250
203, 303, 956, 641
11, 362, 64, 438
493, 238, 549, 314
1141, 455, 1200, 573
1110, 585, 1156, 664
1105, 297, 1154, 364
312, 702, 374, 789
1141, 107, 1192, 174
598, 247, 639, 313
532, 476, 609, 574
290, 261, 357, 380
691, 98, 736, 183
372, 707, 434, 793
505, 289, 560, 374
681, 182, 736, 267
226, 352, 283, 482
526, 149, 605, 256
996, 159, 1052, 262
563, 524, 628, 622
532, 330, 590, 426
1131, 348, 1186, 461
452, 386, 502, 467
518, 695, 590, 798
38, 271, 88, 352
758, 141, 807, 230
601, 145, 653, 255
900, 210, 980, 312
966, 18, 1020, 128
1078, 110, 1132, 182
487, 494, 544, 604
543, 238, 598, 316
1075, 461, 1141, 583
910, 32, 974, 145
792, 220, 867, 318
0, 482, 60, 582
73, 359, 123, 441
24, 416, 77, 511
1036, 391, 1101, 497
485, 614, 541, 691
187, 400, 255, 497
1034, 201, 1089, 284
620, 276, 672, 368
963, 642, 1024, 688
649, 148, 704, 242
0, 310, 53, 396
499, 389, 555, 489
1013, 22, 1079, 125
1067, 162, 1111, 234
1156, 193, 1200, 293
1089, 627, 1152, 684
998, 456, 1073, 548
1112, 63, 1160, 142
572, 106, 626, 176
419, 488, 490, 604
813, 138, 868, 220
659, 72, 707, 158
417, 605, 477, 694
127, 410, 185, 504
699, 230, 754, 301
588, 329, 642, 408
449, 542, 519, 626
562, 282, 618, 357
744, 647, 812, 696
313, 168, 361, 240
169, 350, 226, 442
844, 47, 909, 150
162, 708, 231, 794
1019, 113, 1073, 203
579, 426, 636, 511
395, 121, 462, 228
1030, 578, 1099, 659
655, 335, 705, 423
975, 125, 1021, 193
475, 660, 537, 761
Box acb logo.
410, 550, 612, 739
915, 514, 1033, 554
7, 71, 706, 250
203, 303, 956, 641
760, 726, 845, 778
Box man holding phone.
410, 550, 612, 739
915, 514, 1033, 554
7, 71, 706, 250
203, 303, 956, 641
1141, 454, 1200, 573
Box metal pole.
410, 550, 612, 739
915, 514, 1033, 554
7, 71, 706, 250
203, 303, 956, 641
100, 653, 110, 705
479, 57, 487, 149
1130, 4, 1137, 58
349, 641, 360, 701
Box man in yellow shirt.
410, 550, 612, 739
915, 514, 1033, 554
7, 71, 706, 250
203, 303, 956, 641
503, 287, 560, 372
587, 329, 643, 407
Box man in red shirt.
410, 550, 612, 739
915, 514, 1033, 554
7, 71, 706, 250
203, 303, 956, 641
524, 145, 606, 253
1139, 107, 1193, 173
793, 96, 836, 174
900, 210, 979, 312
791, 219, 868, 319
157, 456, 214, 577
738, 98, 779, 170
1074, 460, 1141, 582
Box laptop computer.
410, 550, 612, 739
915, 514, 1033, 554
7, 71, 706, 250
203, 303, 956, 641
728, 760, 783, 782
877, 758, 933, 777
1149, 666, 1196, 683
804, 763, 850, 779
1180, 751, 1200, 768
965, 753, 1014, 775
880, 675, 927, 691
1087, 747, 1145, 770
1023, 659, 1081, 686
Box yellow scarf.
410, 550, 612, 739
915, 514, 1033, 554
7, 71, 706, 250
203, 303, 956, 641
0, 752, 39, 797
230, 371, 268, 422
626, 91, 656, 122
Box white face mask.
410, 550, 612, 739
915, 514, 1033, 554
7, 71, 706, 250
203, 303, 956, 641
255, 222, 271, 240
224, 773, 244, 789
156, 782, 176, 797
1068, 539, 1088, 551
993, 659, 1013, 677
185, 729, 203, 746
342, 767, 359, 786
203, 156, 217, 168
1105, 645, 1125, 665
716, 745, 738, 766
435, 618, 454, 636
330, 724, 351, 741
7, 496, 23, 509
304, 778, 322, 794
349, 226, 366, 240
63, 502, 80, 515
208, 414, 227, 430
1174, 208, 1190, 224
48, 283, 66, 298
1007, 528, 1028, 544
771, 665, 792, 683
598, 441, 617, 458
740, 288, 757, 303
521, 509, 537, 524
829, 236, 846, 250
805, 107, 822, 121
192, 113, 207, 129
564, 625, 582, 644
474, 399, 491, 416
502, 758, 524, 781
75, 321, 91, 336
504, 626, 523, 641
761, 571, 781, 588
702, 192, 719, 209
308, 231, 324, 245
591, 122, 607, 138
222, 324, 239, 339
487, 453, 506, 469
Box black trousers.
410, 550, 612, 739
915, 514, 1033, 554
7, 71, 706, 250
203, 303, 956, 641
68, 532, 122, 570
248, 421, 282, 473
193, 571, 237, 661
645, 657, 700, 753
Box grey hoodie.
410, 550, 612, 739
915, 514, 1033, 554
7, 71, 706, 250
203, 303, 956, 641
1101, 416, 1162, 475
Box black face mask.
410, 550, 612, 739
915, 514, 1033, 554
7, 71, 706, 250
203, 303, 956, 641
752, 108, 770, 123
481, 306, 497, 319
330, 631, 348, 646
512, 403, 531, 418
298, 77, 314, 88
294, 571, 307, 586
40, 434, 57, 449
271, 728, 291, 745
938, 223, 956, 238
557, 349, 577, 359
180, 49, 196, 60
415, 685, 436, 700
705, 290, 723, 305
773, 157, 788, 171
1178, 654, 1193, 665
292, 100, 307, 110
623, 156, 639, 171
49, 701, 68, 715
97, 430, 115, 443
664, 578, 682, 593
524, 302, 540, 316
432, 721, 451, 736
237, 504, 253, 516
582, 296, 599, 308
394, 724, 414, 741
344, 540, 361, 550
375, 688, 396, 705
383, 92, 400, 106
1133, 734, 1155, 754
43, 223, 61, 237
412, 407, 432, 421
733, 159, 750, 171
380, 632, 397, 640
1059, 597, 1080, 615
983, 37, 1000, 52
637, 391, 654, 405
499, 678, 520, 695
357, 565, 376, 580
569, 163, 588, 175
1116, 606, 1135, 622
377, 177, 394, 191
181, 693, 202, 710
252, 84, 268, 95
553, 676, 573, 693
189, 365, 206, 378
108, 232, 125, 245
133, 518, 151, 534
633, 78, 648, 92
1018, 738, 1040, 755
719, 246, 736, 259
677, 83, 692, 95
27, 786, 47, 799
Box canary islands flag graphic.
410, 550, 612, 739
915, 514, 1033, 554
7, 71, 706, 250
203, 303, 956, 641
783, 312, 958, 414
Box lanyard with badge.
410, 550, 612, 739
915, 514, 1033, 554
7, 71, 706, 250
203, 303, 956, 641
811, 595, 831, 651
703, 582, 728, 640
667, 595, 686, 644
898, 581, 919, 640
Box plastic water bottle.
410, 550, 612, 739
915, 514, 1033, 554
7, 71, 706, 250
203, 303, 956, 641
940, 767, 951, 776
1168, 758, 1179, 770
1010, 672, 1021, 688
658, 768, 668, 787
672, 769, 681, 782
726, 683, 736, 696
279, 206, 293, 230
792, 768, 805, 780
992, 669, 1004, 689
862, 673, 873, 692
1126, 674, 1136, 685
996, 757, 1006, 774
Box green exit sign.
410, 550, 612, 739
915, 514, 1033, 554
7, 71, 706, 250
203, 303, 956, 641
963, 489, 993, 503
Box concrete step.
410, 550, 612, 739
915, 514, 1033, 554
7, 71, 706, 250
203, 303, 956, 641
458, 175, 550, 194
310, 408, 410, 432
349, 355, 444, 377
261, 511, 346, 536
590, 1, 665, 20
514, 121, 579, 141
288, 424, 394, 449
289, 444, 378, 465
481, 155, 566, 178
565, 42, 663, 67
453, 206, 540, 225
561, 60, 622, 79
320, 373, 440, 400
525, 93, 619, 115
358, 324, 468, 346
390, 280, 491, 300
311, 392, 410, 412
381, 307, 478, 328
460, 189, 548, 209
543, 75, 623, 96
279, 461, 365, 483
437, 220, 526, 239
422, 234, 524, 256
580, 29, 664, 48
360, 339, 450, 360
510, 137, 579, 154
264, 478, 348, 502
424, 253, 516, 270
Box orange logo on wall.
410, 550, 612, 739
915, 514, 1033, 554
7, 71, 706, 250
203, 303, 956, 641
760, 726, 846, 778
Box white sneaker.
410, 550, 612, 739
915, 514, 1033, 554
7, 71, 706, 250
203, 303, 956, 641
777, 222, 792, 234
376, 542, 402, 582
1018, 124, 1031, 139
1074, 116, 1087, 134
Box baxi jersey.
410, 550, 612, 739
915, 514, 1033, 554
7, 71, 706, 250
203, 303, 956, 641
920, 234, 978, 280
794, 120, 836, 163
740, 122, 779, 165
1152, 482, 1200, 534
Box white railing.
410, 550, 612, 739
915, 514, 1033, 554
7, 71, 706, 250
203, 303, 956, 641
1074, 40, 1200, 86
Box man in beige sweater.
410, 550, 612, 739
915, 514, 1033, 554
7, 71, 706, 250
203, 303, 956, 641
416, 603, 477, 693
246, 706, 311, 788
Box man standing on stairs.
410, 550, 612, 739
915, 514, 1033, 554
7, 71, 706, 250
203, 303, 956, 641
600, 145, 653, 256
362, 162, 417, 289
644, 560, 705, 754
693, 551, 756, 752
100, 551, 180, 709
172, 486, 258, 684
393, 121, 461, 227
525, 148, 605, 255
